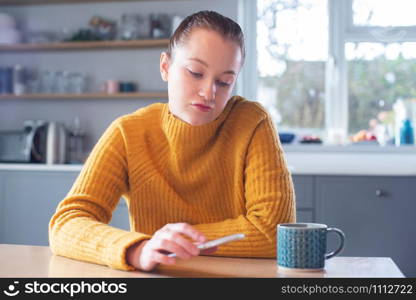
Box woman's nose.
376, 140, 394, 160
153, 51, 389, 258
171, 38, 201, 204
198, 80, 216, 101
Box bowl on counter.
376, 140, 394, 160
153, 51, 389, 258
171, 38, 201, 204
279, 133, 295, 144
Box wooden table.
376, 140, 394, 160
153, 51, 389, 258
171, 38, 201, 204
0, 244, 404, 278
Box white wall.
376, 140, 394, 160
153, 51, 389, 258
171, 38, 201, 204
0, 0, 239, 150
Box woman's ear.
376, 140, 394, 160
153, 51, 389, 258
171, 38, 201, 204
160, 52, 170, 82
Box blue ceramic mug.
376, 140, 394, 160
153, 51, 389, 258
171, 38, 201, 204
277, 223, 345, 271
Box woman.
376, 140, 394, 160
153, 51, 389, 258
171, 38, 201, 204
49, 10, 295, 272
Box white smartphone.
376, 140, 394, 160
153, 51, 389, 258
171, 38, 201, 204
167, 233, 245, 258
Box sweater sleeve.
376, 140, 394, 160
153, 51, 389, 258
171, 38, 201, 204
193, 115, 296, 258
48, 119, 151, 271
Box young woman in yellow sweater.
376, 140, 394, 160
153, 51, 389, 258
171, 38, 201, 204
49, 10, 296, 272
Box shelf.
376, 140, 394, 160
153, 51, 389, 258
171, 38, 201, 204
0, 0, 169, 6
0, 92, 168, 100
0, 39, 169, 52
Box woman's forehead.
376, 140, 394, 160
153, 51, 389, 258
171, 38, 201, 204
174, 28, 243, 68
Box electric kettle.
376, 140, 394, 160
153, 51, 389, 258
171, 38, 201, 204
46, 121, 68, 164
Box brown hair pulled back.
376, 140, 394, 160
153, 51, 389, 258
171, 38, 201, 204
168, 10, 245, 65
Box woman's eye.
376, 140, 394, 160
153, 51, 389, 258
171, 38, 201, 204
188, 70, 203, 78
216, 80, 230, 87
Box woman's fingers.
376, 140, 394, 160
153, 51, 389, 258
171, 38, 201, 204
155, 223, 206, 258
139, 250, 175, 271
152, 250, 176, 265
161, 231, 200, 256
155, 238, 193, 259
199, 246, 218, 255
137, 223, 210, 271
164, 223, 207, 243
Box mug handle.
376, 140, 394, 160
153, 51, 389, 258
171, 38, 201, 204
325, 227, 345, 259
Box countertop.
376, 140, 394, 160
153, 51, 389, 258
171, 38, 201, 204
282, 144, 416, 175
0, 163, 83, 172
0, 145, 415, 176
0, 244, 405, 278
285, 152, 416, 176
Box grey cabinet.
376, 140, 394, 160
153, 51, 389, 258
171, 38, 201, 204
109, 199, 130, 231
0, 170, 130, 246
292, 175, 315, 222
0, 170, 78, 246
315, 176, 416, 277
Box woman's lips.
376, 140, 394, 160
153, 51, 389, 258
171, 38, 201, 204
192, 103, 212, 112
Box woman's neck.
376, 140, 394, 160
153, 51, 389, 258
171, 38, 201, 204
161, 96, 237, 153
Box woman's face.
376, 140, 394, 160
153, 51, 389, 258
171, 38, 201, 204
160, 28, 243, 126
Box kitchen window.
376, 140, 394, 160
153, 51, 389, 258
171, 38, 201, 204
243, 0, 416, 145
257, 0, 327, 136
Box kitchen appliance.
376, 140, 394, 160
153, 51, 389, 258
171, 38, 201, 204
45, 121, 68, 164
0, 120, 68, 164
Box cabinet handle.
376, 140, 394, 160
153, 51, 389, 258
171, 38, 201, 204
375, 189, 383, 197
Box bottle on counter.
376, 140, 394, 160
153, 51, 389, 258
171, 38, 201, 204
68, 117, 86, 164
399, 119, 414, 145
394, 99, 406, 146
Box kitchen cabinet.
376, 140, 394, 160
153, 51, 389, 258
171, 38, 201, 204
292, 175, 315, 222
0, 170, 130, 245
0, 170, 78, 246
109, 198, 130, 231
315, 176, 416, 277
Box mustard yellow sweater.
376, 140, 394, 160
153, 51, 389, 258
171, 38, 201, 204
49, 96, 295, 271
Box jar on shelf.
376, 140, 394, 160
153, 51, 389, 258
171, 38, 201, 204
25, 68, 40, 94
56, 70, 70, 94
39, 69, 54, 94
12, 64, 26, 95
69, 72, 87, 94
150, 13, 171, 39
119, 14, 149, 40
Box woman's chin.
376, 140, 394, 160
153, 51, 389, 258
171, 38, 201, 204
187, 119, 209, 126
185, 115, 214, 126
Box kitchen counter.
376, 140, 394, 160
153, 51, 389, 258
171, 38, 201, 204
283, 144, 416, 153
285, 151, 416, 176
282, 144, 416, 176
0, 163, 83, 172
0, 145, 415, 175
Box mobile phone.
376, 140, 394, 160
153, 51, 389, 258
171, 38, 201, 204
167, 233, 245, 258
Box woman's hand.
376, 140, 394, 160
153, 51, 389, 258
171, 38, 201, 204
126, 223, 217, 271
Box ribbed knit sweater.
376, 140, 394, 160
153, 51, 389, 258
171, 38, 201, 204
49, 96, 296, 271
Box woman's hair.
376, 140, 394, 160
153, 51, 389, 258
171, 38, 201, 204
168, 10, 245, 65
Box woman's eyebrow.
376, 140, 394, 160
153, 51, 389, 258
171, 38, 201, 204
189, 57, 236, 75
